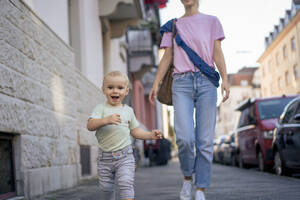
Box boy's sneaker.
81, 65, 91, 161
195, 190, 206, 200
180, 180, 193, 200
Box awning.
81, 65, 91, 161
144, 0, 168, 8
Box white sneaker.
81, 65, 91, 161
180, 180, 193, 200
195, 190, 206, 200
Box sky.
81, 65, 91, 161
159, 0, 293, 74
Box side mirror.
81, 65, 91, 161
294, 113, 300, 121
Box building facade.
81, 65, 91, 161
258, 0, 300, 97
0, 0, 164, 199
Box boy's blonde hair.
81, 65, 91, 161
103, 71, 129, 86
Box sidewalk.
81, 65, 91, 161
34, 179, 103, 200
35, 160, 181, 200
33, 159, 300, 200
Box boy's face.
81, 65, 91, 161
102, 76, 129, 107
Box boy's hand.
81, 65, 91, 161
107, 114, 121, 125
151, 130, 162, 140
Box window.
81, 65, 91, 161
281, 101, 298, 124
258, 98, 295, 120
283, 45, 287, 59
294, 64, 299, 79
285, 71, 290, 85
295, 101, 300, 115
291, 37, 296, 51
290, 102, 300, 124
238, 105, 256, 128
238, 108, 249, 128
240, 80, 248, 86
248, 105, 256, 125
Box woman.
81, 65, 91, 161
149, 0, 229, 200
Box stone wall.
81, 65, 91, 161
0, 0, 104, 198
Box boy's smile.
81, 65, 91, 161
102, 76, 129, 107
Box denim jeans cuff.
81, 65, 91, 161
182, 171, 193, 178
195, 183, 209, 189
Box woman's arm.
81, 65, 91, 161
213, 40, 230, 102
131, 127, 162, 140
86, 114, 121, 131
149, 47, 173, 104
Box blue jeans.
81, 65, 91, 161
172, 71, 217, 188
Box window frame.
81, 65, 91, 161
290, 102, 300, 124
238, 104, 256, 128
283, 45, 287, 59
238, 108, 249, 128
285, 70, 290, 85
291, 36, 296, 51
294, 64, 299, 80
281, 101, 299, 124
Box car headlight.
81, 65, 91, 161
263, 130, 274, 139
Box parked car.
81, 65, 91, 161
272, 96, 300, 175
235, 95, 297, 171
221, 131, 237, 166
213, 135, 227, 163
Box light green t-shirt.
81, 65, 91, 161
89, 103, 139, 152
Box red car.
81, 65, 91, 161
235, 95, 297, 171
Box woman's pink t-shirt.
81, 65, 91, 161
160, 13, 225, 74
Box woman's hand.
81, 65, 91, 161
221, 81, 230, 102
151, 130, 162, 140
149, 85, 159, 105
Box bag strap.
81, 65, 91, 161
173, 20, 220, 87
170, 18, 177, 70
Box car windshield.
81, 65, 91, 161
258, 98, 295, 120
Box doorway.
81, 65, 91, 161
0, 133, 16, 199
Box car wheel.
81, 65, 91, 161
231, 154, 237, 166
238, 153, 244, 168
258, 150, 266, 172
220, 153, 224, 164
274, 151, 289, 176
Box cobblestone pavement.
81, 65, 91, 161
36, 160, 300, 200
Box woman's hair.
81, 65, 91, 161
103, 71, 129, 86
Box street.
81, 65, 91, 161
36, 160, 300, 200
